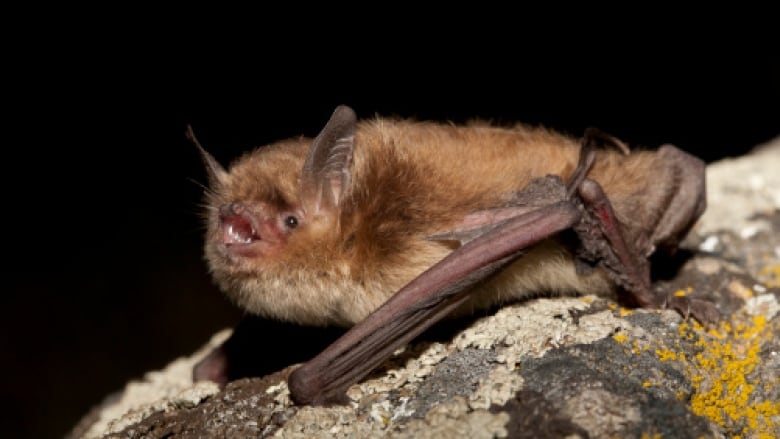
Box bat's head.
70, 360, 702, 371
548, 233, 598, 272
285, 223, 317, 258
194, 106, 365, 326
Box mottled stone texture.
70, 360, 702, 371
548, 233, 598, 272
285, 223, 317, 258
71, 138, 780, 438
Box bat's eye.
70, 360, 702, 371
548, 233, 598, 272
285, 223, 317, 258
284, 215, 299, 229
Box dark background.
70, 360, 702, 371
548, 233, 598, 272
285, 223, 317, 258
3, 31, 778, 438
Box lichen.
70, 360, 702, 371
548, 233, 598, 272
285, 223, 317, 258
609, 299, 780, 437
658, 311, 780, 437
758, 264, 780, 288
686, 314, 779, 437
654, 348, 678, 362
674, 286, 694, 298
612, 333, 629, 344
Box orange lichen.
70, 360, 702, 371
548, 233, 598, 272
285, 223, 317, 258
637, 312, 779, 436
612, 299, 778, 436
685, 314, 779, 436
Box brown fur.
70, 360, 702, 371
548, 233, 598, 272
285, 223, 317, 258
203, 115, 675, 326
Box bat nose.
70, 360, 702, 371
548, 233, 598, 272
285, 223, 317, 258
220, 202, 246, 218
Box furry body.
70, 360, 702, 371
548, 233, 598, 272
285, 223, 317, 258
202, 117, 683, 327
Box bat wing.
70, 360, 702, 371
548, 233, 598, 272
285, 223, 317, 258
428, 173, 576, 246
287, 126, 715, 405
288, 139, 594, 405
288, 200, 581, 405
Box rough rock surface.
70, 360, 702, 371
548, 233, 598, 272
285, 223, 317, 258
70, 137, 780, 438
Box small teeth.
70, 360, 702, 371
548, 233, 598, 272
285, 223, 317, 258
227, 224, 253, 244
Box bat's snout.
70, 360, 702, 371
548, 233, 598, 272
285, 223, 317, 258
217, 202, 288, 260
219, 203, 260, 246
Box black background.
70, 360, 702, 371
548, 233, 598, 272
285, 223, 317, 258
3, 26, 778, 438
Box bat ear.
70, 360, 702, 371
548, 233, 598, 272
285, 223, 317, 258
186, 125, 228, 189
300, 105, 356, 217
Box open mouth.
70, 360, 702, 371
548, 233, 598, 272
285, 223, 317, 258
217, 202, 281, 259
222, 212, 260, 246
223, 214, 257, 245
219, 211, 265, 259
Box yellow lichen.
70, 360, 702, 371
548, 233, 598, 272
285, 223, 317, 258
618, 307, 634, 317
631, 340, 644, 355
684, 314, 779, 435
655, 348, 677, 362
621, 307, 777, 435
758, 264, 780, 287
612, 333, 628, 343
675, 287, 695, 297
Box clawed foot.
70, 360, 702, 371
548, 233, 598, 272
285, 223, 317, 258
665, 294, 721, 327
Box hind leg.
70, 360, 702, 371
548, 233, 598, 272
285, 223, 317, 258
576, 176, 718, 324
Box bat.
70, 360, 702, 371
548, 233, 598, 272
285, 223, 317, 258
189, 105, 714, 405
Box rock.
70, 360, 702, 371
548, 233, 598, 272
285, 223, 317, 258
696, 136, 780, 237
68, 330, 230, 439
70, 139, 780, 438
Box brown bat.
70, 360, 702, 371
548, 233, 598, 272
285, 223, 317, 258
190, 105, 714, 406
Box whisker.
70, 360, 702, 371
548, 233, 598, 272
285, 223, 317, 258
187, 177, 210, 192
